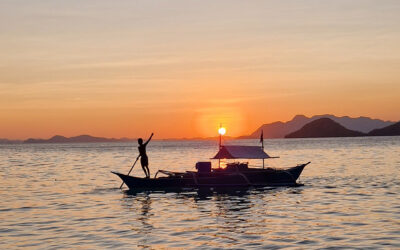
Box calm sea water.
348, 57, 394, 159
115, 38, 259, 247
0, 137, 399, 249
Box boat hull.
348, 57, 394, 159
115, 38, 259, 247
112, 162, 309, 190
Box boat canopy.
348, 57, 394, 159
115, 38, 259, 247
212, 145, 272, 159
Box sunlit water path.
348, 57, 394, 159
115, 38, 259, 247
1, 137, 399, 249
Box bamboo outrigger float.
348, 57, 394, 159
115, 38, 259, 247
112, 129, 310, 190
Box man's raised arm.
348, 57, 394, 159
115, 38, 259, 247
144, 133, 154, 146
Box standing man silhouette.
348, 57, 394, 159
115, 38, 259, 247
138, 133, 154, 178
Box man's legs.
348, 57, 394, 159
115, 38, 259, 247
142, 165, 150, 178
145, 165, 150, 178
141, 165, 148, 178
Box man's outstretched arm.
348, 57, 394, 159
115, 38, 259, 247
144, 133, 154, 146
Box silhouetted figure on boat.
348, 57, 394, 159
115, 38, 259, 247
138, 133, 154, 178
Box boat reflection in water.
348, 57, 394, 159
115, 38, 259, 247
121, 184, 306, 248
125, 185, 285, 201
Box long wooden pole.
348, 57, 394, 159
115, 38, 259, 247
120, 156, 140, 189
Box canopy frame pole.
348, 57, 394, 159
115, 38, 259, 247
218, 124, 222, 168
219, 133, 222, 149
218, 132, 221, 168
260, 130, 264, 169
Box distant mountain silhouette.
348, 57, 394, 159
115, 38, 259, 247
285, 118, 365, 138
24, 135, 133, 143
368, 121, 400, 136
0, 138, 22, 144
240, 114, 394, 139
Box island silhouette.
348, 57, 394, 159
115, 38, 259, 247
240, 114, 394, 139
24, 135, 133, 143
368, 122, 400, 136
285, 118, 365, 138
285, 118, 400, 138
0, 114, 399, 144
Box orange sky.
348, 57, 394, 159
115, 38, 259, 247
1, 1, 400, 139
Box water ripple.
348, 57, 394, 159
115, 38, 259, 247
0, 137, 399, 248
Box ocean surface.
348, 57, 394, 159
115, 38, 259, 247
1, 137, 399, 249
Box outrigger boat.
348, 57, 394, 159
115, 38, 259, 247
112, 144, 310, 190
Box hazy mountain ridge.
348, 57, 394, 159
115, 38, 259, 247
1, 115, 397, 143
0, 138, 22, 144
24, 135, 134, 143
241, 114, 394, 139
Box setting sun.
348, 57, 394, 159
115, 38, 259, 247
218, 127, 226, 135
